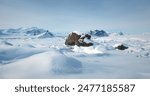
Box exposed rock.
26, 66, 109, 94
65, 32, 81, 46
90, 30, 108, 37
79, 42, 93, 47
65, 32, 93, 47
115, 44, 128, 50
80, 34, 91, 39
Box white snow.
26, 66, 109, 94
0, 50, 82, 79
0, 28, 150, 79
72, 31, 83, 35
72, 46, 103, 54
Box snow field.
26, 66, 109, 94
0, 30, 150, 78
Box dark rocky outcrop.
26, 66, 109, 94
80, 34, 91, 39
79, 42, 93, 47
65, 32, 81, 46
115, 44, 128, 50
65, 32, 93, 47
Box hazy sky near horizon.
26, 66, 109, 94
0, 0, 150, 33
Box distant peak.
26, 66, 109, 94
89, 29, 108, 37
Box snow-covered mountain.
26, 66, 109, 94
89, 29, 124, 37
0, 27, 54, 38
89, 30, 108, 37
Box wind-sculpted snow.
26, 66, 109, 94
72, 46, 103, 54
0, 47, 45, 64
50, 51, 82, 74
0, 50, 82, 79
0, 30, 150, 78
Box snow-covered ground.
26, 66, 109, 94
0, 28, 150, 78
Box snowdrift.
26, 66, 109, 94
0, 50, 82, 78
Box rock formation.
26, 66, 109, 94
115, 44, 128, 50
65, 32, 93, 47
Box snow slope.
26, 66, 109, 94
0, 28, 150, 79
0, 50, 82, 79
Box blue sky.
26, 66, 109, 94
0, 0, 150, 33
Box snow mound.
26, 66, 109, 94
0, 47, 44, 64
72, 46, 103, 54
109, 32, 124, 36
0, 50, 82, 78
51, 51, 82, 74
